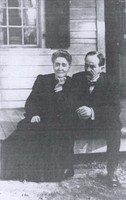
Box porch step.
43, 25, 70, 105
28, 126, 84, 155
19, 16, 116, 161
74, 138, 126, 154
74, 127, 126, 154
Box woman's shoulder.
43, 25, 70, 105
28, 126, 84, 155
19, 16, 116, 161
32, 74, 55, 90
36, 73, 55, 82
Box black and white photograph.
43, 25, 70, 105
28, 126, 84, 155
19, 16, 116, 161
0, 0, 126, 199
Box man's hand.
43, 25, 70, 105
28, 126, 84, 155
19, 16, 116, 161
76, 106, 92, 120
31, 115, 41, 123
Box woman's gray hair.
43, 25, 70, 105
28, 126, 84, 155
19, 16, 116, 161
51, 49, 72, 65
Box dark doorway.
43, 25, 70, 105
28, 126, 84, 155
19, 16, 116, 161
105, 0, 126, 97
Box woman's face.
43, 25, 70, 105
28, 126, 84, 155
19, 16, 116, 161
53, 57, 70, 78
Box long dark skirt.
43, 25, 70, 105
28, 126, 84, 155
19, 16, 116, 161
1, 120, 74, 182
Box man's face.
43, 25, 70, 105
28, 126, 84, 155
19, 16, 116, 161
53, 57, 70, 78
85, 55, 102, 81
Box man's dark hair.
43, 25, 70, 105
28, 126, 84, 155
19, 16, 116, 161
51, 49, 72, 65
85, 51, 105, 67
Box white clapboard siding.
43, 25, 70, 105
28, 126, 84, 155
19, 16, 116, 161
0, 48, 53, 56
70, 31, 96, 39
0, 55, 52, 66
70, 39, 96, 44
69, 44, 96, 54
0, 66, 54, 78
70, 20, 96, 32
0, 101, 26, 109
0, 78, 35, 89
70, 8, 96, 19
70, 0, 95, 8
1, 90, 31, 101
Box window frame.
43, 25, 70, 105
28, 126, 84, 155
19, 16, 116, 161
0, 0, 40, 47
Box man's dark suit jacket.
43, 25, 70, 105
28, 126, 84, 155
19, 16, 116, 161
70, 72, 122, 138
18, 73, 72, 131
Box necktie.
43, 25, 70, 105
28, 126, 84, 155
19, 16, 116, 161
88, 81, 97, 87
88, 81, 97, 93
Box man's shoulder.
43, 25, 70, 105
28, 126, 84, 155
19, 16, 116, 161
100, 72, 111, 79
100, 73, 115, 84
72, 71, 85, 80
99, 73, 118, 91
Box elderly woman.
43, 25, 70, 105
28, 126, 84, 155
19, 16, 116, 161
2, 50, 74, 182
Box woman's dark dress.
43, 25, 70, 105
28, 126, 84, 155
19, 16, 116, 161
2, 74, 74, 182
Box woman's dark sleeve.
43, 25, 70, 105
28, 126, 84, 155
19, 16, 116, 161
24, 75, 45, 119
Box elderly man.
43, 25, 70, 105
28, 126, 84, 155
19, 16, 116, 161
71, 51, 122, 187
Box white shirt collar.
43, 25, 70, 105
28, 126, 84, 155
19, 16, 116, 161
90, 74, 100, 83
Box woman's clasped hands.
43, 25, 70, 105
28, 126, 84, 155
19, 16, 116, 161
54, 77, 66, 92
31, 115, 41, 123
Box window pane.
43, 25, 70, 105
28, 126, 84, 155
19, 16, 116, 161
24, 28, 36, 44
9, 28, 22, 44
23, 0, 37, 8
9, 9, 21, 25
23, 8, 36, 26
0, 8, 6, 25
0, 28, 7, 44
8, 0, 21, 7
0, 0, 38, 46
0, 0, 6, 7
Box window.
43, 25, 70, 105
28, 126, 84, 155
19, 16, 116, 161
0, 0, 38, 46
0, 0, 70, 48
